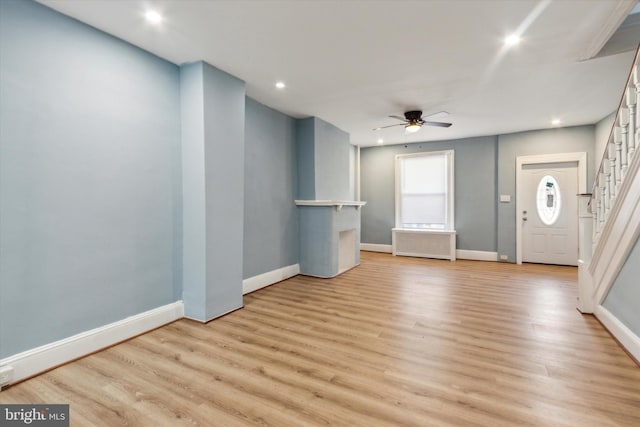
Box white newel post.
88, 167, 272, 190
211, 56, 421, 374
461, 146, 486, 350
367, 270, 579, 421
577, 194, 594, 313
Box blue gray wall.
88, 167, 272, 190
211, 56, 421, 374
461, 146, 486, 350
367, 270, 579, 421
296, 117, 354, 201
603, 235, 640, 337
314, 118, 353, 201
244, 98, 299, 279
296, 118, 316, 200
360, 136, 498, 251
497, 126, 595, 261
361, 126, 594, 259
0, 0, 181, 357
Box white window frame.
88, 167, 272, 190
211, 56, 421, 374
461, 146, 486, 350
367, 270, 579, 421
395, 150, 455, 230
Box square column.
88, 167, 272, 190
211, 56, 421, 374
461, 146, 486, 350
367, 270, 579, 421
180, 61, 244, 321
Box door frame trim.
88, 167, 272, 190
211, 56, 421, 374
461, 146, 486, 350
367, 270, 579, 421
516, 152, 587, 264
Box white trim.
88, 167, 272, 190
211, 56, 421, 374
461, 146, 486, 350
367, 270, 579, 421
0, 301, 184, 387
356, 145, 361, 201
590, 148, 640, 304
577, 259, 595, 313
456, 250, 499, 261
360, 243, 392, 253
576, 0, 638, 61
242, 264, 300, 295
360, 245, 496, 260
515, 152, 587, 264
595, 305, 640, 363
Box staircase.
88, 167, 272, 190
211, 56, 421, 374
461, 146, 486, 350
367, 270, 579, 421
579, 44, 640, 361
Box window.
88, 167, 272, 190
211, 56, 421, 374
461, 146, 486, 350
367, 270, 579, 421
536, 175, 561, 225
395, 150, 454, 230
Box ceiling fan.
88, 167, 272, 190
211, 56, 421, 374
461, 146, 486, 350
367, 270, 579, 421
374, 110, 452, 133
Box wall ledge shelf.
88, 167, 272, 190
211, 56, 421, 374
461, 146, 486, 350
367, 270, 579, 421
295, 200, 367, 211
392, 227, 456, 234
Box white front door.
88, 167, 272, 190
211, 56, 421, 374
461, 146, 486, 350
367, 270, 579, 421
521, 162, 578, 266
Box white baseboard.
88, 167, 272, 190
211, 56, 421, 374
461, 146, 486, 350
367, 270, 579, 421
242, 264, 299, 295
595, 305, 640, 363
0, 301, 184, 387
456, 250, 499, 261
360, 245, 497, 261
360, 243, 392, 253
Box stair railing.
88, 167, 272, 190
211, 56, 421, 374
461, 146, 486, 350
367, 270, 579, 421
591, 45, 639, 249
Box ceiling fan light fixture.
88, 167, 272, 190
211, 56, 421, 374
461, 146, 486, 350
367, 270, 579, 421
405, 122, 422, 133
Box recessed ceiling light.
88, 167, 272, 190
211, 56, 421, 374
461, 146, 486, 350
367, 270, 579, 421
377, 138, 384, 144
551, 119, 561, 126
275, 81, 286, 89
145, 10, 163, 24
504, 34, 521, 46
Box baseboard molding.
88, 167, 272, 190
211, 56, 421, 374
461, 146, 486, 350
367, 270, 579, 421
456, 250, 499, 262
360, 245, 497, 261
595, 305, 640, 364
0, 301, 184, 387
242, 264, 299, 295
360, 243, 392, 253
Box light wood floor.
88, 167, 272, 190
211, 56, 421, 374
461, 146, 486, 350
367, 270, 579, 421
2, 252, 640, 426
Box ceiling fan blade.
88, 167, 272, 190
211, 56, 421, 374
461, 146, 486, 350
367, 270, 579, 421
423, 121, 452, 128
374, 123, 406, 130
423, 111, 449, 120
388, 115, 408, 122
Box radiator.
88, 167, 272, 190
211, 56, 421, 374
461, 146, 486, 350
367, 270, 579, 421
392, 228, 456, 260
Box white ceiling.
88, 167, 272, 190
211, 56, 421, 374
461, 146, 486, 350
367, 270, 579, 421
38, 0, 638, 146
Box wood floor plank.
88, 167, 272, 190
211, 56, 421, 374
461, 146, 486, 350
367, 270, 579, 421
2, 252, 639, 426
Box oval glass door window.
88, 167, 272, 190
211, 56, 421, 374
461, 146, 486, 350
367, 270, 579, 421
536, 175, 561, 225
